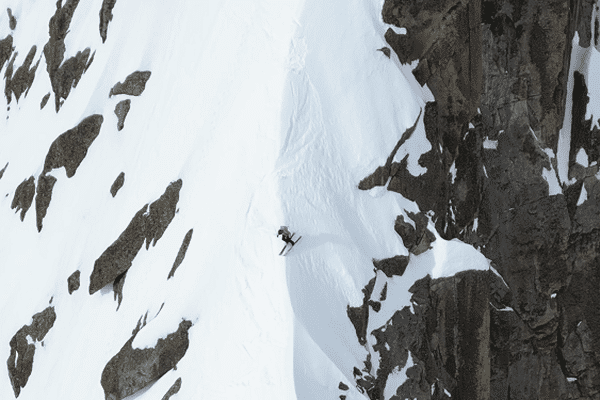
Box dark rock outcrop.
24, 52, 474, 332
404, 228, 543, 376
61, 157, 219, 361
114, 99, 130, 131
4, 45, 39, 103
373, 255, 409, 277
43, 0, 80, 75
43, 0, 79, 110
99, 0, 117, 43
350, 0, 600, 397
113, 271, 126, 309
358, 109, 421, 190
144, 179, 182, 250
35, 174, 57, 232
569, 71, 600, 179
377, 47, 391, 58
168, 229, 193, 279
109, 71, 151, 97
43, 0, 95, 111
7, 306, 56, 397
0, 162, 7, 179
11, 177, 35, 221
394, 212, 436, 255
51, 48, 94, 111
161, 377, 182, 400
43, 114, 104, 177
347, 276, 376, 346
379, 282, 387, 301
7, 8, 16, 30
40, 93, 50, 109
376, 0, 575, 238
351, 271, 494, 399
101, 320, 192, 400
110, 172, 125, 197
67, 270, 80, 294
89, 205, 147, 295
0, 35, 13, 72
36, 115, 98, 229
89, 179, 183, 294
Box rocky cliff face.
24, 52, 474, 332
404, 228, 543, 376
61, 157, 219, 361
350, 0, 600, 398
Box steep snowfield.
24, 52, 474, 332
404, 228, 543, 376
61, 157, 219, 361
0, 0, 491, 399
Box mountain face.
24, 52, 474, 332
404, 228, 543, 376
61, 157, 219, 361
0, 0, 599, 400
353, 0, 600, 399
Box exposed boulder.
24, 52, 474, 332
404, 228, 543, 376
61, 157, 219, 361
109, 71, 152, 97
101, 320, 192, 400
89, 179, 183, 294
168, 229, 193, 279
110, 172, 125, 197
99, 0, 117, 43
11, 176, 35, 221
7, 306, 56, 397
67, 270, 80, 294
114, 99, 130, 131
43, 114, 104, 177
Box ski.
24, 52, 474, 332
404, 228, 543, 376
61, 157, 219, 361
282, 236, 302, 256
279, 242, 290, 256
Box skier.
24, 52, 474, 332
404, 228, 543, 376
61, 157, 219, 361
277, 226, 295, 245
277, 226, 302, 256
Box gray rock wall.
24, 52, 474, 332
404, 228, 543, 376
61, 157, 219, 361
350, 0, 600, 398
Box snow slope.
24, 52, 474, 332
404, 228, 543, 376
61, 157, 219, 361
0, 0, 492, 399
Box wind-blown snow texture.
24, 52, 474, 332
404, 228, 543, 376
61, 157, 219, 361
0, 0, 599, 399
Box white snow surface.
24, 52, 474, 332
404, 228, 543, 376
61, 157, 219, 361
0, 0, 502, 399
431, 238, 490, 279
383, 352, 414, 400
558, 32, 587, 185
542, 149, 562, 196
578, 184, 588, 206
449, 161, 457, 183
576, 148, 589, 167
483, 138, 498, 149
